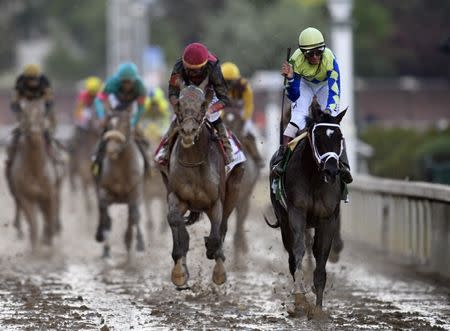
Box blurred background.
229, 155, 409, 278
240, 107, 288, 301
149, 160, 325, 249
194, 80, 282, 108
0, 0, 449, 183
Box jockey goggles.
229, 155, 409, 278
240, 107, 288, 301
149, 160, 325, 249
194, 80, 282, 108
301, 46, 325, 57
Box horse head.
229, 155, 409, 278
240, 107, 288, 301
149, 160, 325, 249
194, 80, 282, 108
307, 96, 347, 183
103, 110, 131, 160
19, 99, 47, 141
176, 78, 209, 148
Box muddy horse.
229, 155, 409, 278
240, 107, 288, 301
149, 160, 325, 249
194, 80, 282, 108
160, 79, 244, 287
266, 97, 347, 317
94, 110, 146, 258
7, 99, 62, 249
222, 106, 260, 258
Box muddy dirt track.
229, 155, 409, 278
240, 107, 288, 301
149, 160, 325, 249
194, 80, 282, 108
0, 166, 449, 330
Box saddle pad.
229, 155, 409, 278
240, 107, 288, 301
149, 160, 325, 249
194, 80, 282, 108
287, 131, 308, 152
226, 130, 246, 174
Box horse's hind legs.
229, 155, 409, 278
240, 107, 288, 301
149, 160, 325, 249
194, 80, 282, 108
206, 200, 227, 285
21, 200, 38, 251
96, 199, 112, 258
13, 202, 24, 239
126, 202, 144, 253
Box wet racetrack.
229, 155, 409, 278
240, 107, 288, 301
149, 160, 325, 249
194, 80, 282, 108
0, 166, 449, 330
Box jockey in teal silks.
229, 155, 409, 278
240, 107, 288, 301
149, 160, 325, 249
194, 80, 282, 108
91, 62, 150, 177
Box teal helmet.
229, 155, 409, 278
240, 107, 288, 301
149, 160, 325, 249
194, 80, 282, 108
116, 62, 139, 81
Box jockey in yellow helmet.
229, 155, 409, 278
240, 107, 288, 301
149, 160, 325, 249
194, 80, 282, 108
274, 27, 352, 184
221, 61, 263, 167
74, 76, 103, 129
142, 87, 171, 143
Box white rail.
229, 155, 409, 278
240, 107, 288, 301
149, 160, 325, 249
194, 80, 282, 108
342, 175, 450, 278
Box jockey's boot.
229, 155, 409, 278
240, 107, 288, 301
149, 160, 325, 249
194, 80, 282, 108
271, 145, 288, 177
244, 133, 264, 168
270, 135, 291, 177
212, 118, 233, 164
340, 145, 353, 184
91, 139, 106, 180
155, 120, 178, 166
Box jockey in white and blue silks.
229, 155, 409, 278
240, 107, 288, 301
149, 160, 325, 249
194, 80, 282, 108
273, 27, 352, 184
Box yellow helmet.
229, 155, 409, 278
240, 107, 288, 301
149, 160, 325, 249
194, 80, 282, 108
85, 76, 102, 95
150, 87, 165, 101
23, 64, 41, 77
298, 27, 325, 50
221, 62, 241, 80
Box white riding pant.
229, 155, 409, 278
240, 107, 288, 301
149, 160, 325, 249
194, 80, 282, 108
288, 78, 336, 133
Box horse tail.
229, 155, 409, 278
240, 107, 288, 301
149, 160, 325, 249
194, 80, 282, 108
185, 211, 202, 226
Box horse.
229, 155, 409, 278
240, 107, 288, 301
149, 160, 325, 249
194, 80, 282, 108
68, 121, 100, 213
8, 99, 62, 249
222, 106, 260, 258
94, 109, 146, 258
266, 96, 347, 318
160, 78, 244, 287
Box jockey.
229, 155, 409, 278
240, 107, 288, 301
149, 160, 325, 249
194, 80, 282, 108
273, 27, 353, 184
6, 64, 57, 168
91, 62, 150, 176
74, 76, 103, 130
155, 42, 232, 166
142, 87, 171, 142
221, 61, 263, 167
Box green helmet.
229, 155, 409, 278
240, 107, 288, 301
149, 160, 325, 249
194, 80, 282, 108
116, 62, 138, 81
298, 27, 325, 50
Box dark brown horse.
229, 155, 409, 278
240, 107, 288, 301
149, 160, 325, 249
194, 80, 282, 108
8, 100, 62, 249
267, 97, 347, 318
160, 79, 244, 287
222, 107, 260, 258
95, 110, 146, 258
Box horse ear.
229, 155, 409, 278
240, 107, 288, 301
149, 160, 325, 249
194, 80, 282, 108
335, 107, 348, 123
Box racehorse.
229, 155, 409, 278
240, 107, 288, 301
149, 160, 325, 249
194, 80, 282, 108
94, 109, 146, 258
160, 78, 244, 287
8, 99, 62, 249
266, 96, 347, 317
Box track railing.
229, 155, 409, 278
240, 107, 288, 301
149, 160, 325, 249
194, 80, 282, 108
341, 175, 450, 278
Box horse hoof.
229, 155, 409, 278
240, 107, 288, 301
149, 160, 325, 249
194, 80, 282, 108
96, 229, 104, 243
212, 259, 227, 285
171, 258, 188, 287
307, 306, 329, 321
328, 250, 340, 263
136, 240, 145, 252
102, 246, 111, 259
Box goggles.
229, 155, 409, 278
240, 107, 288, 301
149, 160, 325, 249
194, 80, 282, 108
301, 46, 325, 57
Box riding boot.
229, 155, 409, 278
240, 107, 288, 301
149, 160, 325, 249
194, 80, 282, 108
340, 144, 353, 184
155, 120, 178, 166
244, 133, 264, 168
92, 130, 107, 179
212, 118, 233, 164
271, 135, 292, 177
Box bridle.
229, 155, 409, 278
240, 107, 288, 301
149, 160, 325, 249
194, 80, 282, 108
310, 123, 343, 169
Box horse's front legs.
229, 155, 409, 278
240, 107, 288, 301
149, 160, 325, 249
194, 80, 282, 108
125, 201, 144, 254
288, 206, 309, 311
167, 192, 189, 287
312, 213, 338, 312
96, 197, 112, 258
206, 200, 226, 285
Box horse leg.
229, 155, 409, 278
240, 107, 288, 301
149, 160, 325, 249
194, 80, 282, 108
288, 206, 309, 312
13, 200, 24, 239
234, 198, 250, 256
310, 216, 338, 318
82, 177, 93, 213
126, 202, 144, 253
96, 198, 112, 258
167, 192, 189, 287
329, 214, 343, 263
21, 199, 38, 251
39, 194, 57, 246
205, 200, 227, 285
